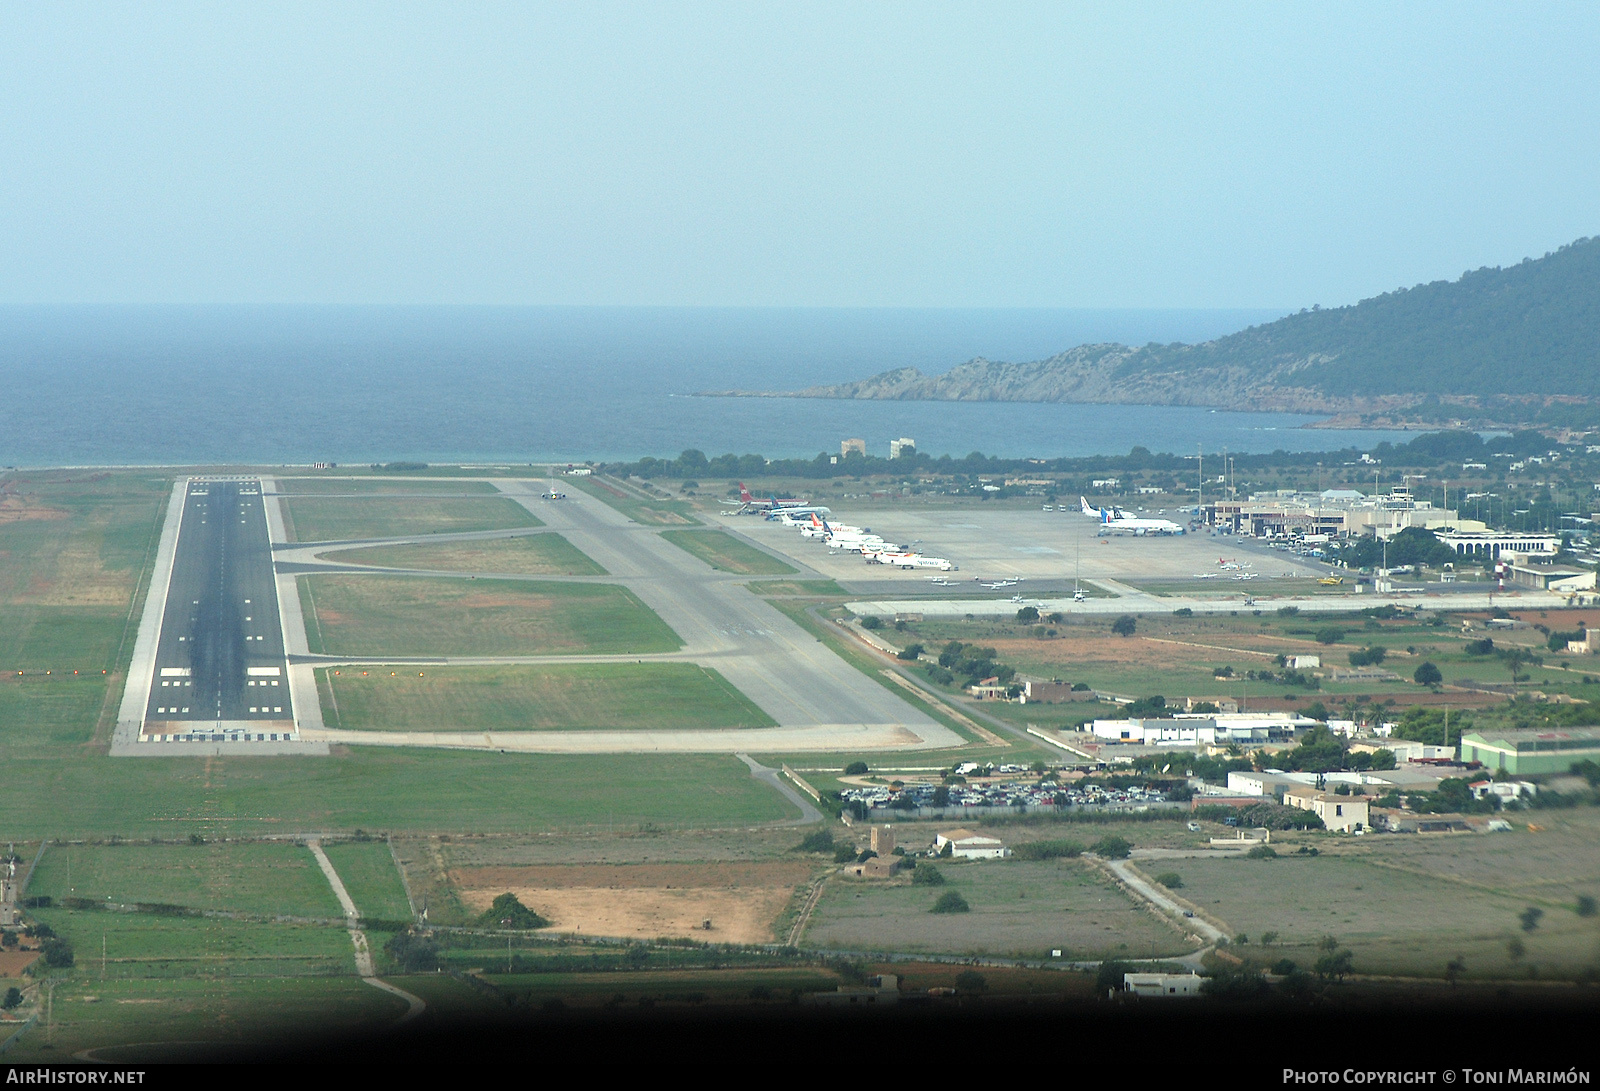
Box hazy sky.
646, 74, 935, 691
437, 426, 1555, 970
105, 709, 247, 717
3, 2, 1598, 308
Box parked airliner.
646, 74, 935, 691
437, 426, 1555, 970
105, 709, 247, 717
1080, 497, 1185, 535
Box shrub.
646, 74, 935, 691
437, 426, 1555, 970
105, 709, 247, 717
1154, 872, 1184, 889
1016, 606, 1040, 623
476, 892, 551, 930
1315, 626, 1346, 645
1011, 839, 1084, 861
1271, 958, 1298, 976
930, 891, 970, 914
795, 829, 834, 853
1277, 606, 1300, 617
843, 761, 868, 775
896, 644, 924, 661
1576, 895, 1597, 918
1173, 607, 1193, 617
859, 615, 882, 630
954, 970, 987, 994
911, 863, 946, 886
833, 845, 859, 863
1246, 844, 1278, 860
1519, 906, 1544, 933
1112, 615, 1137, 637
1091, 835, 1131, 859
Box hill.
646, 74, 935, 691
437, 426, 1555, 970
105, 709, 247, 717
727, 236, 1600, 424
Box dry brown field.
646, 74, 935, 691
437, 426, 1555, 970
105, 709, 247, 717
451, 861, 815, 943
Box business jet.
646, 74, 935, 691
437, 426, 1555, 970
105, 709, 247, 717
1080, 497, 1184, 535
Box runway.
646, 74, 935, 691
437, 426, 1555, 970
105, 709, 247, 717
134, 478, 298, 743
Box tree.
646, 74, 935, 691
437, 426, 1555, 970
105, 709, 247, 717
954, 970, 987, 994
911, 863, 945, 886
1315, 626, 1346, 645
1576, 895, 1597, 918
1519, 906, 1544, 933
1313, 947, 1354, 982
1096, 959, 1133, 997
930, 891, 970, 914
1414, 661, 1443, 688
1015, 606, 1039, 623
1154, 872, 1184, 889
1260, 930, 1279, 947
477, 892, 550, 930
40, 939, 73, 968
931, 785, 950, 807
1111, 615, 1137, 637
384, 930, 440, 973
844, 761, 869, 775
896, 643, 924, 661
0, 988, 18, 1010
1445, 956, 1466, 987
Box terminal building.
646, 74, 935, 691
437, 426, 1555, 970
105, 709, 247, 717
1205, 484, 1487, 541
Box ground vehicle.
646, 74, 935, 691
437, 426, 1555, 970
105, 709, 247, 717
1186, 821, 1201, 831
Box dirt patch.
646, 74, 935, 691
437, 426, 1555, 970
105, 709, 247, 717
452, 862, 814, 943
0, 951, 40, 976
0, 499, 69, 524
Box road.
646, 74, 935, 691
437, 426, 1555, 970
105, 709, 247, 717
308, 840, 426, 1024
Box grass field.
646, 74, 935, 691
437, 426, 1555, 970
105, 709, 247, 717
0, 472, 168, 673
0, 752, 793, 840
567, 477, 699, 525
29, 842, 343, 918
658, 530, 797, 575
3, 975, 403, 1062
318, 663, 775, 731
0, 676, 107, 756
320, 532, 606, 575
26, 908, 353, 979
284, 496, 542, 543
298, 575, 681, 656
275, 478, 499, 495
747, 579, 846, 597
320, 840, 414, 921
801, 857, 1190, 959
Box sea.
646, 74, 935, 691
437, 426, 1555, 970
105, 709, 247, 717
0, 306, 1418, 467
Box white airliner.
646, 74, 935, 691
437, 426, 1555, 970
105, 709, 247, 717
1080, 497, 1184, 535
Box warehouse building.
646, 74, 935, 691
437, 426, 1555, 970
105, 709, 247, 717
1458, 728, 1600, 776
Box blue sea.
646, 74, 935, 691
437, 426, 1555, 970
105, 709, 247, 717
0, 306, 1417, 467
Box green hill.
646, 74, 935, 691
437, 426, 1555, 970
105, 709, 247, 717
753, 235, 1600, 418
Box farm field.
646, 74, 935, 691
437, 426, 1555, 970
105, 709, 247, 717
658, 529, 796, 575
2, 975, 404, 1063
1165, 825, 1600, 980
275, 478, 499, 495
801, 858, 1192, 959
450, 861, 816, 943
283, 496, 541, 543
28, 842, 343, 918
318, 663, 775, 732
0, 752, 794, 840
320, 532, 606, 575
320, 840, 414, 921
298, 575, 681, 656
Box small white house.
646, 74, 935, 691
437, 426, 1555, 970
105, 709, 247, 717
1123, 972, 1204, 998
1287, 655, 1321, 670
933, 828, 1009, 860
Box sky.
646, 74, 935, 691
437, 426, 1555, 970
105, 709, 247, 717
2, 2, 1598, 309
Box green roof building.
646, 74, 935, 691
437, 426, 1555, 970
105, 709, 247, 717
1459, 728, 1600, 776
